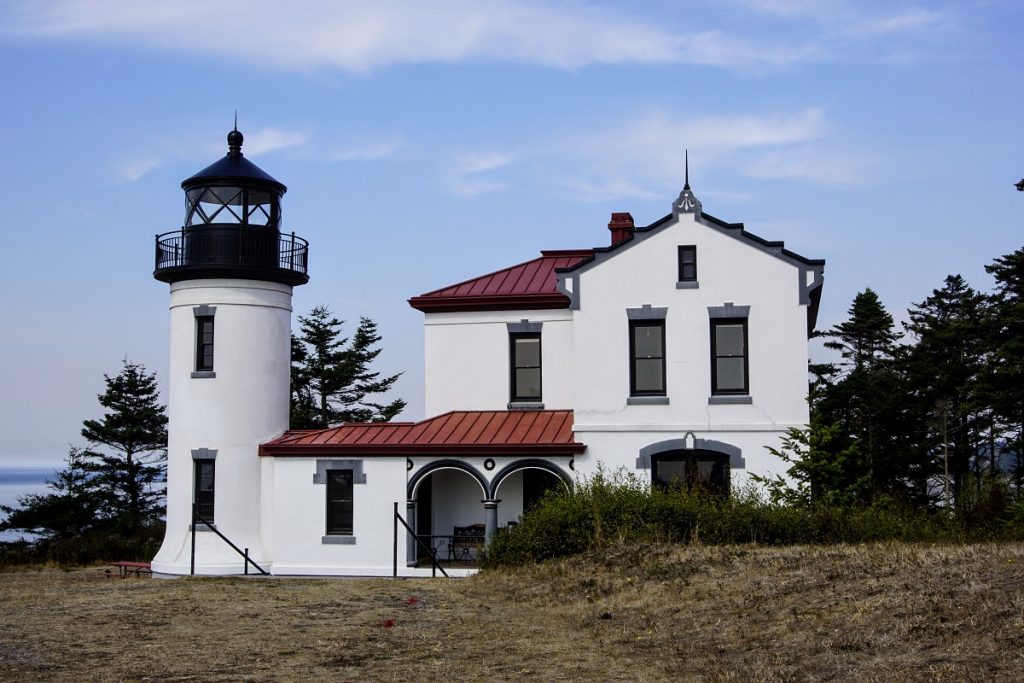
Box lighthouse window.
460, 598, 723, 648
195, 316, 215, 372
326, 470, 354, 535
193, 459, 216, 525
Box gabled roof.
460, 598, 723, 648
259, 410, 586, 457
408, 250, 592, 313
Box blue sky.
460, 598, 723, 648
0, 0, 1021, 466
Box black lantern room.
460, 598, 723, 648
154, 129, 309, 286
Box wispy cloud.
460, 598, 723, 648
117, 157, 162, 183
0, 0, 833, 71
328, 139, 402, 163
445, 151, 517, 196
243, 127, 309, 156
733, 0, 951, 41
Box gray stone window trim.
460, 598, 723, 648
507, 320, 543, 334
676, 281, 700, 289
627, 396, 670, 405
313, 459, 367, 485
188, 523, 215, 532
322, 535, 357, 545
707, 303, 750, 319
190, 371, 216, 379
508, 401, 545, 410
708, 395, 753, 405
192, 305, 217, 317
191, 448, 218, 460
636, 437, 746, 469
626, 304, 668, 320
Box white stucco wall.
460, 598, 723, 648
153, 279, 292, 575
423, 309, 574, 415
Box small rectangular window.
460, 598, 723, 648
711, 318, 748, 394
195, 316, 215, 372
678, 246, 697, 282
193, 460, 215, 524
629, 320, 665, 396
326, 470, 354, 535
510, 333, 542, 402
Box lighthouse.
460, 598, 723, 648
151, 128, 309, 575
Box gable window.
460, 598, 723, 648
326, 470, 354, 535
510, 333, 542, 403
630, 320, 666, 396
711, 318, 748, 395
193, 459, 215, 525
678, 245, 697, 283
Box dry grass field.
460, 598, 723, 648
1, 542, 1022, 682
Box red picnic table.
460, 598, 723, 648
101, 561, 152, 579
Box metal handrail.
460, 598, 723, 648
155, 227, 309, 275
393, 502, 449, 578
190, 504, 269, 576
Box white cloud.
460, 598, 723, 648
444, 151, 517, 196
117, 156, 161, 182
242, 127, 309, 156
0, 0, 826, 71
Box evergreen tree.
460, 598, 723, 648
0, 448, 99, 541
80, 360, 168, 533
290, 306, 406, 429
985, 247, 1024, 491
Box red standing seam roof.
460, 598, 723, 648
259, 410, 585, 457
408, 250, 593, 313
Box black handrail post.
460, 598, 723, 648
393, 501, 398, 578
290, 232, 296, 270
190, 503, 196, 576
244, 548, 249, 576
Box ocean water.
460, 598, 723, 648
0, 467, 58, 542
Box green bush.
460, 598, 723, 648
482, 467, 1017, 568
0, 523, 163, 569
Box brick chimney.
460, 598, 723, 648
608, 212, 634, 246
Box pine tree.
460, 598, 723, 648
80, 360, 168, 533
0, 447, 99, 541
985, 247, 1024, 491
290, 306, 406, 429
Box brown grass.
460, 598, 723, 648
1, 542, 1022, 682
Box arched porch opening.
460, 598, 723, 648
490, 460, 572, 527
407, 461, 488, 565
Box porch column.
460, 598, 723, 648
406, 499, 417, 566
482, 499, 501, 546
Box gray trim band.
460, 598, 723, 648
626, 304, 668, 320
636, 437, 745, 469
708, 396, 753, 405
707, 303, 750, 318
676, 281, 700, 289
507, 320, 543, 334
627, 396, 670, 405
508, 401, 545, 410
313, 459, 367, 485
191, 371, 216, 379
193, 305, 217, 317
191, 448, 217, 460
322, 535, 357, 545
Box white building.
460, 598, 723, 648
152, 133, 824, 577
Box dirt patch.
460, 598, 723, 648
1, 542, 1022, 681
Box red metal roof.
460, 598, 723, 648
259, 410, 585, 457
408, 250, 593, 313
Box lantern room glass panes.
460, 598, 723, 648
510, 333, 542, 402
185, 186, 279, 228
630, 320, 665, 396
711, 319, 748, 394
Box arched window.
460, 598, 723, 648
651, 449, 729, 495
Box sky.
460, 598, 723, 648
0, 0, 1021, 467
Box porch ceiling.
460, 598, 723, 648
259, 410, 586, 457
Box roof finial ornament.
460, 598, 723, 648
673, 149, 700, 217
227, 112, 244, 157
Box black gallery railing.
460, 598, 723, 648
155, 227, 308, 276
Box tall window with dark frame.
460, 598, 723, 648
629, 320, 666, 396
678, 245, 697, 282
510, 333, 542, 402
193, 460, 215, 524
195, 316, 215, 372
326, 469, 354, 535
711, 318, 749, 394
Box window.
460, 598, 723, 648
326, 470, 354, 535
510, 333, 542, 402
195, 316, 215, 372
678, 245, 697, 282
711, 318, 748, 394
630, 320, 665, 396
193, 460, 215, 524
652, 451, 729, 496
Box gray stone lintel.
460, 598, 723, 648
626, 304, 668, 320
322, 535, 357, 545
627, 396, 670, 405
507, 320, 543, 334
707, 303, 750, 319
313, 459, 367, 485
193, 305, 217, 317
191, 448, 218, 460
636, 437, 745, 469
708, 395, 753, 405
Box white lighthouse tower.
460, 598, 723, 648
151, 128, 309, 575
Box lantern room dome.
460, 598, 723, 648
182, 128, 287, 195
